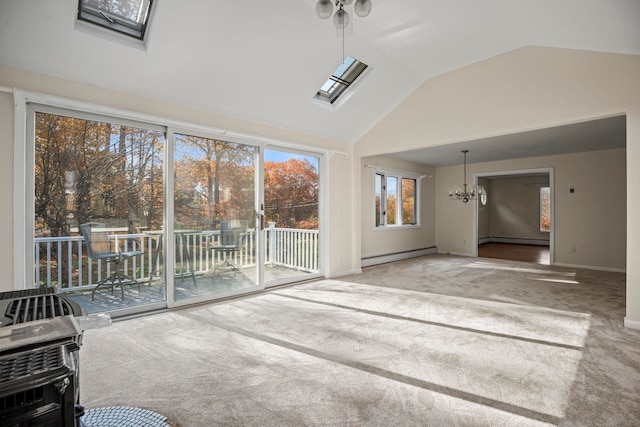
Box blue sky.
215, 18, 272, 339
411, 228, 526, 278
265, 149, 319, 170
172, 135, 319, 170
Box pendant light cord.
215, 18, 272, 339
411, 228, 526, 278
463, 150, 468, 188
342, 7, 345, 63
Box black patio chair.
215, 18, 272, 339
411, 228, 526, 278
208, 220, 249, 277
80, 222, 143, 301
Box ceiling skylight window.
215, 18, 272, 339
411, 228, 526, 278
313, 56, 369, 106
77, 0, 154, 41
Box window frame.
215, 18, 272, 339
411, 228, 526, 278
312, 56, 371, 109
540, 186, 551, 232
374, 170, 420, 229
13, 89, 330, 299
77, 0, 154, 41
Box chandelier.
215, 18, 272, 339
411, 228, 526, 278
448, 150, 487, 204
316, 0, 373, 29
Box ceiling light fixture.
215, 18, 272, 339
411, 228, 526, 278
449, 150, 487, 204
316, 0, 373, 29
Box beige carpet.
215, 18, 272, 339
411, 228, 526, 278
79, 255, 640, 426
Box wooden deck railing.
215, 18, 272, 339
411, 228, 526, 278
34, 227, 319, 291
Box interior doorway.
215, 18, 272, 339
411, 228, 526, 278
474, 168, 553, 265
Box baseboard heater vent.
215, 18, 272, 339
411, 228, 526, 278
361, 246, 437, 267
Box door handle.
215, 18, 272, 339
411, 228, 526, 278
256, 205, 265, 230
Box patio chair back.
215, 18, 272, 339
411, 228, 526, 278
79, 222, 118, 260
220, 220, 248, 247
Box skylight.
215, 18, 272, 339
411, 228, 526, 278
314, 56, 369, 106
77, 0, 154, 41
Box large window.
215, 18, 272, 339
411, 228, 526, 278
540, 186, 551, 232
34, 110, 165, 238
375, 172, 418, 228
20, 92, 324, 316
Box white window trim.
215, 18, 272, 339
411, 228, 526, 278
373, 169, 422, 230
311, 66, 374, 111
540, 186, 551, 233
75, 0, 157, 50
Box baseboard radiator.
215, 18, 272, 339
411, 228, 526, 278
361, 246, 438, 267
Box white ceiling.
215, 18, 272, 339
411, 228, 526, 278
0, 0, 639, 149
386, 115, 627, 166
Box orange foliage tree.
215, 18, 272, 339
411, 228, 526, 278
174, 135, 256, 229
264, 158, 318, 229
34, 112, 164, 236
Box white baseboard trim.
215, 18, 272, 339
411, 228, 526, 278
624, 318, 640, 330
326, 268, 362, 278
554, 263, 626, 273
361, 247, 438, 267
483, 237, 550, 246
445, 251, 474, 257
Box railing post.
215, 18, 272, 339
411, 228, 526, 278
267, 222, 276, 266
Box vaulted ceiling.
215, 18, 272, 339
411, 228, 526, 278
1, 0, 639, 146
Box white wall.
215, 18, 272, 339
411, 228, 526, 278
0, 66, 356, 292
354, 46, 640, 326
0, 92, 14, 287
326, 149, 358, 277
487, 175, 550, 242
437, 149, 625, 269
477, 177, 490, 239
360, 156, 435, 259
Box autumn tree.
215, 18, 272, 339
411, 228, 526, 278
401, 178, 416, 224
34, 112, 164, 236
264, 158, 318, 229
174, 135, 256, 230
36, 113, 319, 238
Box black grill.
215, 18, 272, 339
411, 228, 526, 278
1, 293, 81, 326
0, 288, 86, 427
0, 386, 45, 414
0, 346, 66, 383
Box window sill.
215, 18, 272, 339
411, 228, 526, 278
374, 224, 421, 231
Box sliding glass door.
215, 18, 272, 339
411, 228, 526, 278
27, 101, 323, 314
172, 133, 259, 303
263, 149, 321, 286
31, 105, 167, 314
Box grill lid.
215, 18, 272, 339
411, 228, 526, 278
0, 289, 85, 327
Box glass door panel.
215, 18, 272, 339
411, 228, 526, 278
33, 110, 166, 314
263, 149, 320, 286
173, 133, 259, 302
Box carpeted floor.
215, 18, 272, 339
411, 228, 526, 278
79, 254, 640, 426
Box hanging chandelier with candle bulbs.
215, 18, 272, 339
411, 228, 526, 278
316, 0, 373, 29
449, 150, 487, 204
